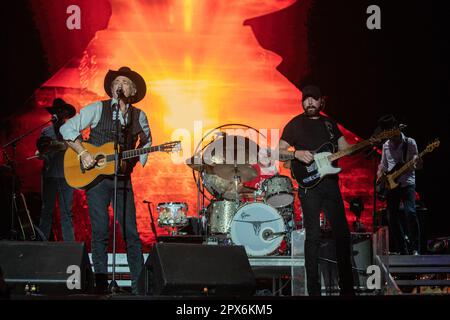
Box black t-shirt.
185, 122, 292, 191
281, 114, 342, 152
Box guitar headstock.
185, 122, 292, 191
425, 138, 440, 153
159, 141, 182, 153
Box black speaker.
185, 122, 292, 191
138, 243, 256, 296
0, 241, 93, 295
0, 266, 8, 298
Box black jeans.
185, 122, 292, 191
86, 177, 143, 293
386, 184, 420, 254
39, 177, 75, 241
298, 178, 354, 295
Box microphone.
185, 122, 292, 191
116, 87, 131, 104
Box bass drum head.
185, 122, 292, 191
230, 203, 285, 256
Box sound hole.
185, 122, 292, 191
95, 154, 106, 168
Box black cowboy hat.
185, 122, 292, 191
377, 114, 398, 130
104, 66, 147, 103
45, 98, 76, 119
372, 114, 405, 140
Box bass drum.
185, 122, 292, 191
230, 203, 286, 256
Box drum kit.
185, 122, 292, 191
180, 133, 297, 257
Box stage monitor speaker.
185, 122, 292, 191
0, 266, 8, 298
319, 232, 372, 291
0, 241, 93, 295
138, 243, 256, 296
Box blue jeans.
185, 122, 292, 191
39, 177, 75, 241
387, 184, 420, 254
86, 178, 143, 293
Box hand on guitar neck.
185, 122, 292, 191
412, 155, 423, 170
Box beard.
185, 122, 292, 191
304, 106, 320, 117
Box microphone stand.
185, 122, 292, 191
108, 99, 121, 294
2, 118, 54, 240
144, 200, 158, 239
365, 144, 382, 233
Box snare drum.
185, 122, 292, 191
207, 200, 238, 234
263, 175, 294, 208
230, 202, 286, 256
157, 202, 189, 227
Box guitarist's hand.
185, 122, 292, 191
369, 136, 382, 145
80, 152, 96, 169
295, 150, 314, 164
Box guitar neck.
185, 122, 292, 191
105, 145, 160, 162
390, 149, 428, 180
328, 139, 371, 162
122, 145, 162, 159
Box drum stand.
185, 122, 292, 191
233, 163, 241, 207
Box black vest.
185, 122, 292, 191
88, 99, 146, 174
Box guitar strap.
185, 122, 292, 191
402, 136, 409, 163
52, 123, 64, 141
323, 119, 338, 150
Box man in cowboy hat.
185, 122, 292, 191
60, 67, 151, 294
376, 114, 422, 255
36, 98, 76, 241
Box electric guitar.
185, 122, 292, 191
64, 141, 181, 189
291, 127, 401, 189
376, 139, 440, 200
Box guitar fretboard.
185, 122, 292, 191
327, 140, 371, 162
105, 145, 162, 162
390, 149, 428, 181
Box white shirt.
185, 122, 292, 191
379, 133, 418, 187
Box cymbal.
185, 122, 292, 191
210, 163, 258, 182
185, 154, 214, 173
202, 135, 259, 166
186, 135, 259, 181
219, 180, 257, 199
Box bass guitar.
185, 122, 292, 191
376, 139, 440, 200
